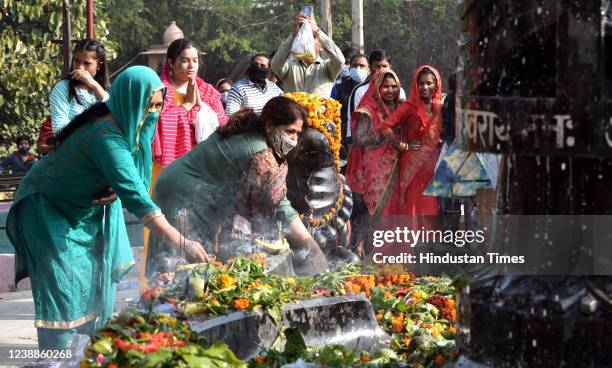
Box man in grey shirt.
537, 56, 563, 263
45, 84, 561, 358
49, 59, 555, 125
271, 13, 344, 96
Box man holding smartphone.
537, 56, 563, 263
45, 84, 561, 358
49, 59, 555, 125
271, 7, 345, 96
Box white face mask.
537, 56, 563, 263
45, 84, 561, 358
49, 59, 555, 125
271, 130, 297, 157
338, 64, 350, 79
349, 67, 369, 83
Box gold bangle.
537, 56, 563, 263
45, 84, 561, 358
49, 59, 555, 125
141, 211, 165, 226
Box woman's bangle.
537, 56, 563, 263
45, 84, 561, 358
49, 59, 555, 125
141, 211, 165, 226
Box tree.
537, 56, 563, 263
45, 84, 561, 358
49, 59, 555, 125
102, 0, 457, 88
0, 0, 114, 156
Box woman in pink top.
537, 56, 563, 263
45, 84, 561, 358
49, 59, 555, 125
153, 38, 228, 171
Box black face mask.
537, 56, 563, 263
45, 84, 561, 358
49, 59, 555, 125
247, 64, 269, 86
19, 147, 29, 155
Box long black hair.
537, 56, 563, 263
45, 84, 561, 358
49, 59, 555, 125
217, 96, 306, 138
54, 102, 110, 145
63, 39, 109, 105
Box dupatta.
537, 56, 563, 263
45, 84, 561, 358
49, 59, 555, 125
346, 70, 402, 214
376, 65, 443, 214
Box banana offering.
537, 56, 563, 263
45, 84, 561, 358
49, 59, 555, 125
254, 236, 290, 254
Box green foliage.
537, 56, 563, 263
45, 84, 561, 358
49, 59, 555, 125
0, 0, 458, 157
0, 0, 114, 157
103, 0, 456, 86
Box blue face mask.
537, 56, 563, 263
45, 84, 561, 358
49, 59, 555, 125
349, 67, 369, 83
338, 64, 350, 79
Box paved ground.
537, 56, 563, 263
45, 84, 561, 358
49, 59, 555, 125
0, 279, 141, 368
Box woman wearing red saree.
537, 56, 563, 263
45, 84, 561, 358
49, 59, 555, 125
346, 70, 402, 255
376, 65, 443, 217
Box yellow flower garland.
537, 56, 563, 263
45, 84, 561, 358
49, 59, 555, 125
284, 92, 342, 172
285, 92, 344, 228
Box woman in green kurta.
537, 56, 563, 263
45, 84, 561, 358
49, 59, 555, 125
148, 96, 328, 276
6, 66, 208, 349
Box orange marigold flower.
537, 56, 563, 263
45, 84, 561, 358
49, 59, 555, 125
403, 337, 411, 347
391, 315, 405, 333
138, 332, 151, 339
254, 355, 267, 365
445, 298, 456, 309
233, 298, 250, 310
434, 354, 446, 365
448, 326, 457, 334
359, 353, 370, 362
251, 253, 266, 266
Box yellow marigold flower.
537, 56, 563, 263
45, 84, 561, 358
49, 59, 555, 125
158, 314, 177, 326
412, 290, 427, 300
217, 274, 235, 290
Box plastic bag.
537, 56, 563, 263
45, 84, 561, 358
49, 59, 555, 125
194, 103, 219, 143
291, 21, 316, 64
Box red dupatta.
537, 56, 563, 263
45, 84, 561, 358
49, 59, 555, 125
376, 65, 443, 215
152, 62, 228, 167
346, 70, 402, 214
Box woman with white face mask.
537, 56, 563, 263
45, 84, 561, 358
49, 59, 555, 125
215, 78, 233, 108
148, 96, 329, 277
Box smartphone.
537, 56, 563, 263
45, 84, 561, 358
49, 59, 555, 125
300, 5, 313, 17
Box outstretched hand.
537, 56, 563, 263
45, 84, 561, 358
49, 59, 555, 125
184, 240, 210, 263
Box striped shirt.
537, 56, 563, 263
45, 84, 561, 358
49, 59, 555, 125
152, 64, 228, 167
225, 79, 283, 116
49, 79, 107, 135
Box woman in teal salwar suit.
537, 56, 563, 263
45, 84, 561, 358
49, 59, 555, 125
6, 66, 208, 349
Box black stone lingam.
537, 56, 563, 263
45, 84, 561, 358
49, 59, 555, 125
456, 1, 612, 367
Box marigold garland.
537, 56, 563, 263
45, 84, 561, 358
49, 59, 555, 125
284, 92, 342, 172
284, 92, 344, 228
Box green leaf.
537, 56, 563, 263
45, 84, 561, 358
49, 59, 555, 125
92, 337, 113, 355
200, 342, 247, 368
141, 347, 173, 368
125, 349, 145, 360
283, 328, 306, 359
